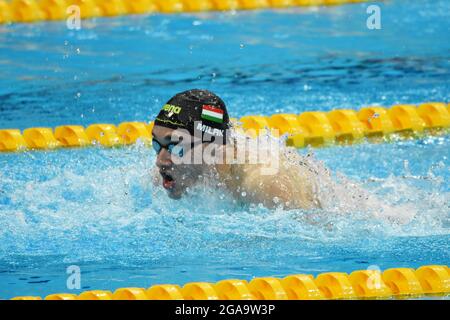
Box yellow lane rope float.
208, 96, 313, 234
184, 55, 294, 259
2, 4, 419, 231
1, 102, 449, 152
0, 0, 373, 24
8, 264, 450, 300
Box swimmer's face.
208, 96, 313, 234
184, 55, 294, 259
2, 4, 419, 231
152, 125, 204, 199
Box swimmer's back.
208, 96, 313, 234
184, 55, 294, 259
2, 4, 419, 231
217, 147, 319, 210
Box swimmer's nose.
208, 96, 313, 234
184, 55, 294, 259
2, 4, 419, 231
156, 148, 173, 168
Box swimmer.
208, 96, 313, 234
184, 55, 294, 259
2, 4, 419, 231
151, 89, 416, 224
151, 89, 320, 210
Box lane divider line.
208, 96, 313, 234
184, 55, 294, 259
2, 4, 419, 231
1, 102, 449, 153
8, 264, 450, 300
0, 0, 373, 24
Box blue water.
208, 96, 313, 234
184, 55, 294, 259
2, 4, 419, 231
0, 1, 449, 299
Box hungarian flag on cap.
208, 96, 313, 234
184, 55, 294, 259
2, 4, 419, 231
201, 104, 224, 123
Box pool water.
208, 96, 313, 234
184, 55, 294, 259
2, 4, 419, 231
0, 1, 449, 299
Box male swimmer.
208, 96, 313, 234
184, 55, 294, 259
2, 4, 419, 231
151, 89, 320, 210
151, 89, 415, 224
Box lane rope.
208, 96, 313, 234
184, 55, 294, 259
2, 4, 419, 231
0, 0, 373, 24
1, 102, 449, 152
8, 264, 450, 300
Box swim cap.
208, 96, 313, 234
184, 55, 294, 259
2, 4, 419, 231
154, 89, 230, 144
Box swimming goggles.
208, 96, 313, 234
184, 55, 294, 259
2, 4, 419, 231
152, 139, 184, 158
